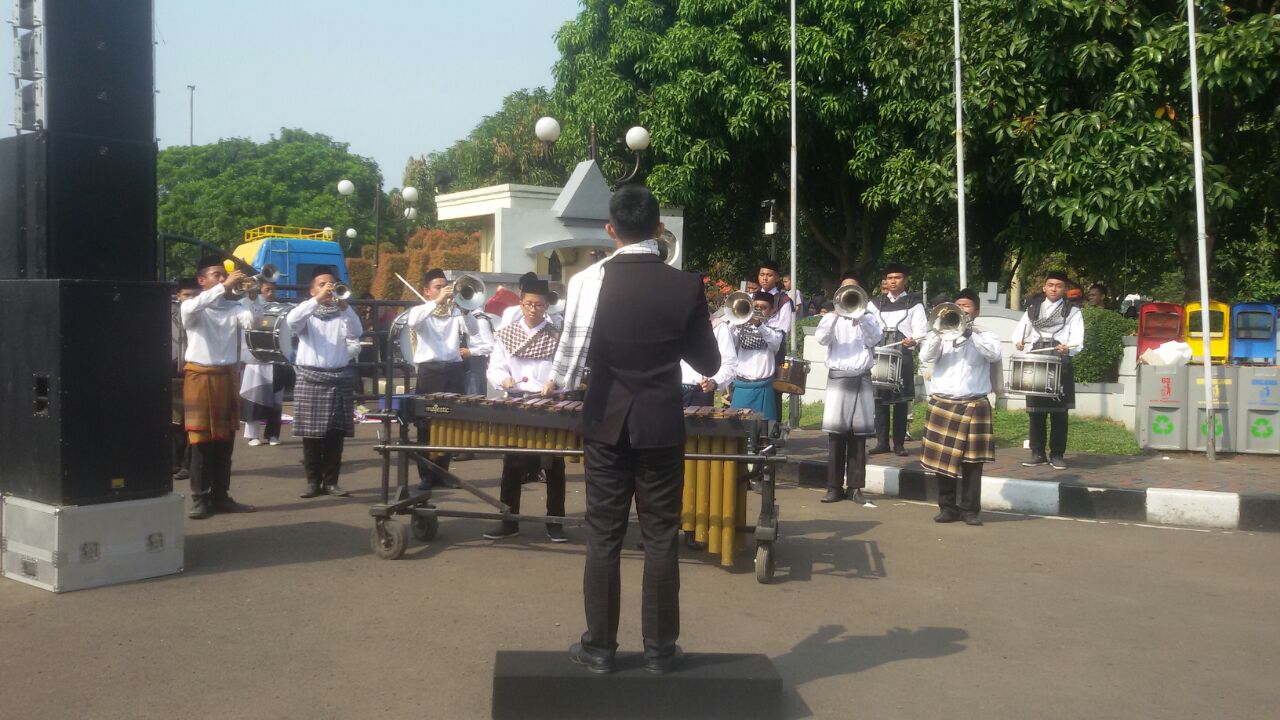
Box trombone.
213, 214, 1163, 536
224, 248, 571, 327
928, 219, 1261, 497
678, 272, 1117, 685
725, 291, 757, 326
833, 282, 870, 319
431, 274, 486, 316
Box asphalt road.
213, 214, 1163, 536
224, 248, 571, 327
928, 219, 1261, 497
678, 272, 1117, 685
2, 427, 1277, 719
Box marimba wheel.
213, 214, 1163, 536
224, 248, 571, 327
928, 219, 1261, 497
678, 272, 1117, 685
755, 543, 775, 584
371, 519, 408, 560
411, 513, 439, 542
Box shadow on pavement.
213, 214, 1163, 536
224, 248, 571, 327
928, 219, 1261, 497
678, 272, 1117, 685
773, 624, 969, 718
183, 521, 371, 576
768, 519, 886, 583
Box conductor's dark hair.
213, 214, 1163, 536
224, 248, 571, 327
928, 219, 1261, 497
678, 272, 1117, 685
608, 184, 661, 242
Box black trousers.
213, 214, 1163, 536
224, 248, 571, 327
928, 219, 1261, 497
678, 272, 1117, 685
264, 407, 283, 441
681, 384, 714, 408
302, 430, 346, 488
415, 361, 466, 483
172, 425, 190, 473
938, 462, 983, 515
581, 434, 684, 661
1028, 411, 1069, 457
874, 400, 909, 449
498, 455, 566, 525
190, 440, 234, 500
826, 432, 867, 491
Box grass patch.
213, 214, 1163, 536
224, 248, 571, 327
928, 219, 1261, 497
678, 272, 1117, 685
800, 401, 1142, 456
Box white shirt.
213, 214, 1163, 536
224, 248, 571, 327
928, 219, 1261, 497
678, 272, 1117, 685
181, 284, 253, 366
287, 298, 363, 369
869, 293, 928, 341
466, 310, 496, 358
1012, 298, 1085, 356
733, 323, 783, 381
487, 319, 556, 394
920, 328, 1003, 397
815, 312, 884, 372
406, 300, 471, 364
499, 304, 563, 331
764, 286, 794, 334
680, 320, 737, 387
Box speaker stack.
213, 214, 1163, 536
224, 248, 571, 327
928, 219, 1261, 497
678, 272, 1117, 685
1, 1, 182, 592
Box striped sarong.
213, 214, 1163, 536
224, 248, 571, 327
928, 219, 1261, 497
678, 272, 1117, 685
184, 362, 239, 444
920, 395, 995, 479
292, 365, 354, 438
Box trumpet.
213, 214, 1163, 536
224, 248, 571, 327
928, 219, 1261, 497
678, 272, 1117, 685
223, 260, 280, 297
928, 302, 971, 342
656, 230, 678, 265
725, 291, 756, 326
432, 274, 486, 317
833, 282, 869, 319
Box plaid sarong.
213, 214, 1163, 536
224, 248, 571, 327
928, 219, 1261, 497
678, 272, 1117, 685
292, 365, 355, 438
920, 395, 995, 479
184, 363, 239, 444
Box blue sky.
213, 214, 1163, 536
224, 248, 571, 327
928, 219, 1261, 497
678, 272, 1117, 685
3, 0, 583, 183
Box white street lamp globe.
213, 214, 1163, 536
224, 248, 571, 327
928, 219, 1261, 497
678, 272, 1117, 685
401, 186, 419, 204
322, 226, 334, 239
346, 228, 358, 239
625, 126, 651, 152
535, 116, 562, 143
337, 179, 355, 196
404, 207, 418, 220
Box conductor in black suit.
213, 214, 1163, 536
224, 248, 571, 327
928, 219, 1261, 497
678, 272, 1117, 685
552, 184, 720, 675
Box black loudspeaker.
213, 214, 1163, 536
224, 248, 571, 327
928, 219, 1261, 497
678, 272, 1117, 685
0, 280, 172, 506
0, 131, 157, 280
41, 0, 156, 144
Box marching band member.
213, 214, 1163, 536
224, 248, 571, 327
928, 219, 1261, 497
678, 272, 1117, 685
816, 273, 883, 505
727, 292, 784, 421
239, 280, 284, 447
499, 272, 564, 330
181, 256, 256, 519
868, 263, 928, 456
919, 289, 1001, 525
287, 267, 363, 499
482, 279, 568, 542
679, 302, 736, 407
759, 260, 793, 416
407, 268, 474, 491
1012, 270, 1085, 470
171, 278, 200, 481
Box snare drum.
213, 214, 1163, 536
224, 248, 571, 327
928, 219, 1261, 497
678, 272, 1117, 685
773, 356, 810, 395
388, 309, 418, 368
870, 346, 904, 390
1007, 353, 1063, 398
245, 302, 296, 364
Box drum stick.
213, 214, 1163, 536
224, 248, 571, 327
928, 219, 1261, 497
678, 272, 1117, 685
1025, 344, 1080, 354
394, 272, 430, 305
878, 334, 928, 350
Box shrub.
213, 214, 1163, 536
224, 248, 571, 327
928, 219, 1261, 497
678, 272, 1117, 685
345, 258, 373, 298
1074, 307, 1137, 383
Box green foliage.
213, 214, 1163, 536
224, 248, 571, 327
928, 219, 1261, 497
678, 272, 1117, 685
158, 129, 381, 274
1074, 307, 1138, 383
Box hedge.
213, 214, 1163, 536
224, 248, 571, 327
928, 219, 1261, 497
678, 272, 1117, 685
1074, 307, 1137, 383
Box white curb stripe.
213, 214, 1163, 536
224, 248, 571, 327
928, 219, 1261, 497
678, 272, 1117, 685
1145, 488, 1241, 529
980, 476, 1061, 516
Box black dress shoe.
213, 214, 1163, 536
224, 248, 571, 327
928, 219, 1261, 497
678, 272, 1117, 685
188, 498, 212, 520
323, 484, 351, 497
569, 642, 614, 675
934, 508, 961, 523
300, 484, 323, 499
962, 513, 984, 526
212, 496, 256, 513
893, 446, 909, 457
820, 488, 845, 503
868, 444, 890, 455
644, 645, 685, 675
849, 489, 870, 505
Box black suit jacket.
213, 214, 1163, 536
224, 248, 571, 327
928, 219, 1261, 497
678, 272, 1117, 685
582, 254, 720, 448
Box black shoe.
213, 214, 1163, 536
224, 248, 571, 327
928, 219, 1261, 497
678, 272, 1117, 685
868, 444, 890, 455
173, 468, 190, 481
212, 496, 256, 514
820, 489, 845, 503
453, 452, 476, 462
1048, 455, 1067, 470
849, 489, 870, 505
546, 524, 569, 543
893, 446, 909, 457
483, 523, 520, 540
569, 642, 614, 675
934, 508, 961, 523
188, 498, 212, 520
644, 645, 686, 675
962, 513, 984, 526
300, 484, 323, 499
323, 484, 351, 497
1022, 455, 1049, 467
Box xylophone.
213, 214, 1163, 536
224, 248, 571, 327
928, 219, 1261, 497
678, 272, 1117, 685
390, 393, 773, 570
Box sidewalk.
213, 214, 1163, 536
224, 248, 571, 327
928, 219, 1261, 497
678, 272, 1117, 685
777, 429, 1280, 532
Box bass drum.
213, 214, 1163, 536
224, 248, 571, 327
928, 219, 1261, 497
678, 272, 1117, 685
388, 309, 418, 369
1007, 353, 1063, 398
246, 302, 296, 364
773, 356, 810, 395
870, 346, 904, 390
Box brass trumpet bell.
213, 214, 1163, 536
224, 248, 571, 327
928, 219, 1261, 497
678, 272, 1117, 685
453, 275, 486, 312
929, 302, 971, 341
725, 291, 755, 326
834, 282, 869, 319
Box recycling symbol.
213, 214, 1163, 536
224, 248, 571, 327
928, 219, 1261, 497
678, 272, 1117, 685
1200, 417, 1224, 438
1252, 418, 1275, 439
1151, 415, 1175, 435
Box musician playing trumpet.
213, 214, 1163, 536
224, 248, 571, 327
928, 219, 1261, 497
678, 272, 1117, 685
727, 292, 785, 421
817, 271, 883, 505
919, 289, 1001, 526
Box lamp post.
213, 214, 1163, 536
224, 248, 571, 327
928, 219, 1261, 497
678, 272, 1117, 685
187, 84, 195, 145
336, 179, 419, 270
535, 116, 651, 185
